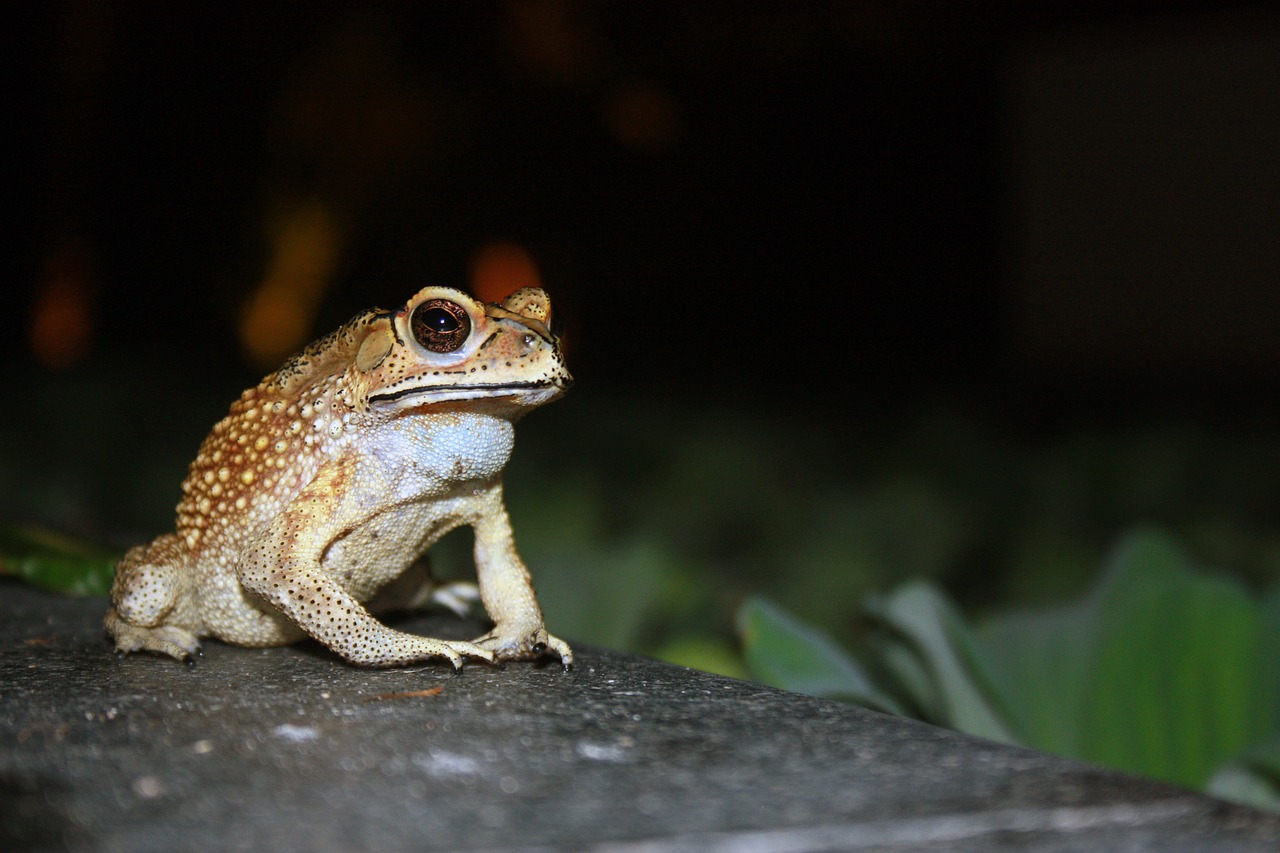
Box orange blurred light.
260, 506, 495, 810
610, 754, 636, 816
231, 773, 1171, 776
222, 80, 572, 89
241, 201, 342, 367
469, 242, 542, 304
30, 247, 95, 370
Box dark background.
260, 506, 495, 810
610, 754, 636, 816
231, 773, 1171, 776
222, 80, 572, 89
9, 2, 1002, 398
10, 2, 1275, 400
6, 2, 1280, 598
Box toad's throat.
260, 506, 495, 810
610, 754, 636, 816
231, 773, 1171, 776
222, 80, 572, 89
369, 380, 566, 406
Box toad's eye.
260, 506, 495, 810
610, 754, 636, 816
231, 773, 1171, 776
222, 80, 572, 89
411, 299, 471, 353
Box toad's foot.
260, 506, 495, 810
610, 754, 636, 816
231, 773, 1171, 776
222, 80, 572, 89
105, 608, 202, 664
426, 580, 481, 618
474, 626, 573, 669
359, 636, 495, 670
367, 565, 480, 618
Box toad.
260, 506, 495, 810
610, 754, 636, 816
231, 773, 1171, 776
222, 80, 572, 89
105, 286, 572, 669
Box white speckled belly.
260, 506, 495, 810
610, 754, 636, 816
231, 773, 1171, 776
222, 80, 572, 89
366, 412, 516, 501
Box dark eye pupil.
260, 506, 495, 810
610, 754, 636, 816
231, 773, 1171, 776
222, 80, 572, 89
421, 308, 458, 332
410, 299, 471, 353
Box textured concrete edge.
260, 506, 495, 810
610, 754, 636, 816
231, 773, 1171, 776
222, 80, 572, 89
577, 799, 1221, 853
5, 581, 1280, 853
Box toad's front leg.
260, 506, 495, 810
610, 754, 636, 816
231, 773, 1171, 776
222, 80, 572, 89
469, 485, 573, 667
237, 468, 494, 669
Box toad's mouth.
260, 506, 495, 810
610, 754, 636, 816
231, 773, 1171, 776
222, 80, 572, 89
369, 379, 571, 407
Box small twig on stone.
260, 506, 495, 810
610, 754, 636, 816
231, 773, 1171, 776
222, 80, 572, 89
363, 685, 445, 702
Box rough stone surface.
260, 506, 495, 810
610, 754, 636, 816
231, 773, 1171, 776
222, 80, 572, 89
3, 581, 1278, 852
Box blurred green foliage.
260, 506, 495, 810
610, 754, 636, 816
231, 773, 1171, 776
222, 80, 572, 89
491, 396, 1280, 677
0, 526, 116, 597
739, 530, 1280, 811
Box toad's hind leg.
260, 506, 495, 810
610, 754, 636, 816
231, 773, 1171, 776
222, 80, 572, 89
240, 560, 495, 669
105, 534, 203, 662
235, 467, 495, 669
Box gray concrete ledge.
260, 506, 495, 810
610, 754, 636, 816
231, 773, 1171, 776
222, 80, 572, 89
3, 581, 1277, 852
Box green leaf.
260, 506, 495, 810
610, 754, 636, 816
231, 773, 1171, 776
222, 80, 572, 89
1254, 585, 1280, 741
976, 599, 1098, 757
1076, 530, 1263, 788
738, 597, 905, 715
977, 529, 1276, 792
867, 582, 1021, 745
0, 525, 118, 597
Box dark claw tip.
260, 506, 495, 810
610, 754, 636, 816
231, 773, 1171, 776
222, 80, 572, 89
184, 655, 198, 670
